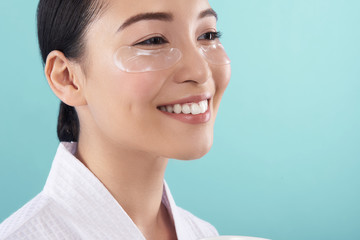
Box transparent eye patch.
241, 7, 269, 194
114, 43, 230, 73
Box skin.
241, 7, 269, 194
45, 0, 231, 239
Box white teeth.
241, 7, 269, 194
191, 103, 201, 115
159, 100, 209, 115
166, 105, 173, 113
199, 100, 207, 113
181, 104, 191, 114
173, 104, 182, 114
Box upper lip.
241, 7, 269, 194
157, 92, 212, 106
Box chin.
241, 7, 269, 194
167, 125, 215, 160
171, 138, 213, 161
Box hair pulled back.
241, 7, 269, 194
37, 0, 106, 142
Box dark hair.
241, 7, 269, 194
37, 0, 107, 142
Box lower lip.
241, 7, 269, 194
158, 103, 211, 124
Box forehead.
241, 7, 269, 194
104, 0, 212, 23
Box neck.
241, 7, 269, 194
75, 130, 169, 231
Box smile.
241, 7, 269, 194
157, 94, 212, 124
157, 100, 208, 115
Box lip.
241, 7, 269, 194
158, 102, 211, 124
157, 93, 212, 124
157, 93, 212, 107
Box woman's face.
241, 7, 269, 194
78, 0, 231, 160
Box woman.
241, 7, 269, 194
0, 0, 231, 239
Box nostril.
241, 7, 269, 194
182, 79, 199, 84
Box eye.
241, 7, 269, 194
135, 36, 168, 46
198, 31, 222, 41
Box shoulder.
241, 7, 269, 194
175, 205, 219, 237
0, 192, 78, 240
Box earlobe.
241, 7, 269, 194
45, 50, 87, 106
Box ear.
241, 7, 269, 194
45, 50, 87, 106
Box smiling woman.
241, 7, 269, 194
0, 0, 231, 239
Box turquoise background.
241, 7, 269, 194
1, 1, 359, 239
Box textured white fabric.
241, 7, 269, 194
0, 142, 219, 240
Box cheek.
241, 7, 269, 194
212, 64, 231, 108
122, 72, 166, 103
86, 42, 167, 108
88, 66, 166, 110
83, 68, 168, 148
216, 64, 231, 91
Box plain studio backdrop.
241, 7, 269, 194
1, 1, 359, 239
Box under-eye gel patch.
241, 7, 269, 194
199, 43, 231, 65
114, 47, 182, 73
114, 43, 230, 73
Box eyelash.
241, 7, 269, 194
135, 36, 168, 46
198, 31, 222, 41
134, 31, 222, 46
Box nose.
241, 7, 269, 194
172, 44, 212, 84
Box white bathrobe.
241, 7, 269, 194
0, 142, 218, 240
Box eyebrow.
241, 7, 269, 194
116, 8, 218, 32
117, 12, 173, 32
199, 8, 218, 21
